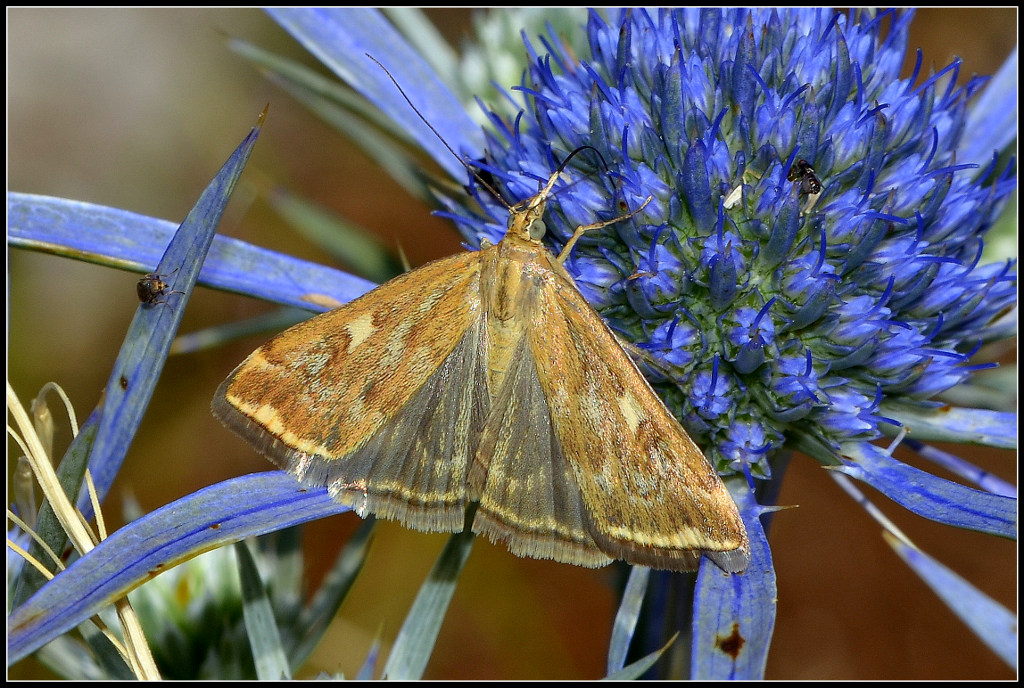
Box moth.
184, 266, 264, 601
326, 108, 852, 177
213, 169, 750, 573
137, 269, 183, 306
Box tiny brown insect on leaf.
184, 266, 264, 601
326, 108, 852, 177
137, 269, 184, 307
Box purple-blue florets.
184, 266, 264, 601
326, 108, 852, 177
446, 8, 1016, 476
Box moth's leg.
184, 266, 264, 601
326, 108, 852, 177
616, 336, 677, 378
615, 335, 647, 362
555, 195, 653, 263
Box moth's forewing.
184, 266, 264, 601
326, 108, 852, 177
528, 254, 750, 573
213, 250, 489, 532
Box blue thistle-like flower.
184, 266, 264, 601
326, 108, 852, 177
442, 9, 1015, 483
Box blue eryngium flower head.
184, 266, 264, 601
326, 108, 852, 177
257, 6, 1015, 678
436, 8, 1016, 479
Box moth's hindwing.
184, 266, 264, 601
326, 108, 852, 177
471, 332, 614, 568
213, 250, 489, 532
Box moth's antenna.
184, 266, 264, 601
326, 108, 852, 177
555, 145, 609, 180
367, 55, 630, 217
365, 54, 512, 210
511, 144, 610, 212
544, 145, 647, 217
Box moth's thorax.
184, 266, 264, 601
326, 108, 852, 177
478, 228, 561, 397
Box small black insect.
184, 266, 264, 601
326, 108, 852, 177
137, 269, 184, 306
787, 159, 822, 195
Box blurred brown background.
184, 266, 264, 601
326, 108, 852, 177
8, 8, 1016, 680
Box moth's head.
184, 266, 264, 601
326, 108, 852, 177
506, 191, 550, 244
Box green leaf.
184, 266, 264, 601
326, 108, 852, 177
604, 633, 677, 680
290, 520, 374, 668
607, 565, 650, 674
235, 541, 291, 680
382, 527, 474, 679
266, 186, 402, 283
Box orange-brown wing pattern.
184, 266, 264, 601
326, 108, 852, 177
214, 250, 489, 532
